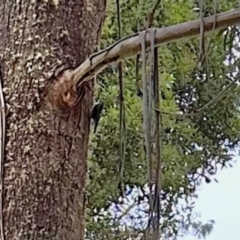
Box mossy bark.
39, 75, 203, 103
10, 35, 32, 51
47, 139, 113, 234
0, 1, 106, 239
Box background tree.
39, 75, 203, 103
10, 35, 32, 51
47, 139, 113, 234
86, 0, 240, 239
1, 0, 240, 240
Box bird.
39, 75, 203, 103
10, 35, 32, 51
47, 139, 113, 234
91, 100, 104, 133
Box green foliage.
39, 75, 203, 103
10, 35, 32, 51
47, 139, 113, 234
86, 0, 240, 239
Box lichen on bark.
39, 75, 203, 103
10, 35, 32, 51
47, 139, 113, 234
0, 0, 106, 239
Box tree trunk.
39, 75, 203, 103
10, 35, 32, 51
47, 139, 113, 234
0, 1, 106, 239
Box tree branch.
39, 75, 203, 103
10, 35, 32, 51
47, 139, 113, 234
71, 8, 240, 89
47, 8, 240, 110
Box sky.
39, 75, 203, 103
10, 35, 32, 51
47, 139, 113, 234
181, 155, 240, 240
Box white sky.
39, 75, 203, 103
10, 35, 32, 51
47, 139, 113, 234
181, 156, 240, 240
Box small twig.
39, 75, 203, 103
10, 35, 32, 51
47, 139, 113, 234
114, 200, 148, 223
155, 74, 240, 117
116, 0, 126, 198
145, 0, 162, 29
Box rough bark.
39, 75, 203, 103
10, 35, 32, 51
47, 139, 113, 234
0, 0, 106, 239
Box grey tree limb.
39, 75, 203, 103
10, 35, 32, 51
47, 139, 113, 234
70, 8, 240, 88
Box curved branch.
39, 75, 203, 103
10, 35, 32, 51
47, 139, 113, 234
72, 8, 240, 88
47, 8, 240, 111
